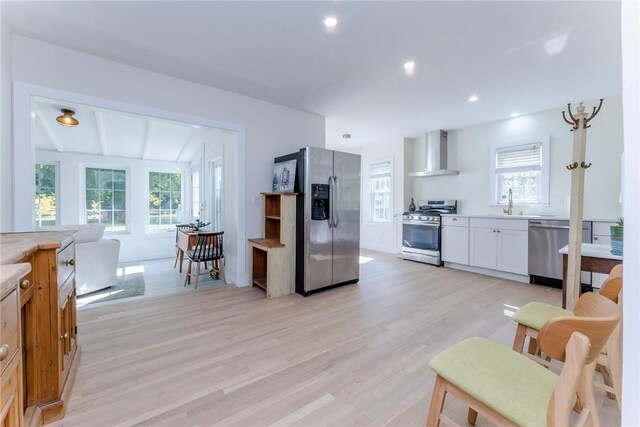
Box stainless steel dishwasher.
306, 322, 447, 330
528, 220, 592, 287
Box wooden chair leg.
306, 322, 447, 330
513, 323, 527, 353
219, 258, 227, 284
577, 361, 601, 427
527, 337, 538, 356
194, 262, 201, 290
184, 260, 192, 286
467, 408, 478, 425
426, 375, 447, 427
174, 247, 180, 268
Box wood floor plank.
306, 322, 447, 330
48, 250, 620, 426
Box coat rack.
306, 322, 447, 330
562, 99, 604, 309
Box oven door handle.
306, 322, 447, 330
403, 221, 440, 227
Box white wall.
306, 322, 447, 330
344, 141, 405, 254
409, 95, 624, 220
621, 0, 640, 423
0, 18, 12, 232
3, 35, 325, 285
36, 149, 192, 263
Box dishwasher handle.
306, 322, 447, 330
529, 223, 590, 231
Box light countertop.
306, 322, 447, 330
0, 262, 31, 298
0, 231, 75, 265
440, 213, 617, 222
558, 243, 623, 261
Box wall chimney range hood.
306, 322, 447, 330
409, 130, 459, 177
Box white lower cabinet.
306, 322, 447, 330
442, 225, 469, 264
468, 218, 528, 275
496, 229, 529, 275
469, 227, 497, 269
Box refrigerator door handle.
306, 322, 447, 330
333, 175, 340, 228
328, 176, 334, 228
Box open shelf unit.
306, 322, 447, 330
248, 193, 297, 299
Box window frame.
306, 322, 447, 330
81, 164, 131, 234
145, 168, 185, 233
489, 136, 550, 207
34, 161, 60, 228
368, 158, 393, 224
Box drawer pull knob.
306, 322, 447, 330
60, 332, 69, 340
594, 236, 599, 240
0, 344, 9, 361
64, 259, 75, 267
453, 218, 458, 221
20, 279, 30, 289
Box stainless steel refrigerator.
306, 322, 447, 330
275, 146, 361, 296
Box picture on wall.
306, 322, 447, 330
272, 159, 297, 192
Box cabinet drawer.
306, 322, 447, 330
592, 235, 611, 245
0, 289, 19, 375
442, 217, 469, 227
0, 361, 20, 420
593, 222, 615, 236
57, 242, 76, 287
470, 218, 528, 231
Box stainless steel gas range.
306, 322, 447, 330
401, 200, 457, 266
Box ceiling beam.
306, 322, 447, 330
141, 120, 153, 160
35, 108, 64, 152
93, 111, 108, 156
176, 129, 197, 163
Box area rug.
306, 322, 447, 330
77, 272, 146, 306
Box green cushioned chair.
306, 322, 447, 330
425, 293, 620, 427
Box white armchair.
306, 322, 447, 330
45, 224, 121, 296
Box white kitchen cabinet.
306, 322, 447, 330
496, 229, 529, 275
469, 218, 528, 275
442, 225, 469, 264
469, 227, 498, 269
592, 221, 617, 288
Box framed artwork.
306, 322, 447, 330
272, 159, 297, 192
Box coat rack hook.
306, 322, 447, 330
581, 161, 592, 169
566, 162, 579, 170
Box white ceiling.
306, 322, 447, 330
32, 97, 235, 163
4, 1, 622, 147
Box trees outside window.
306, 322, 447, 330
35, 164, 57, 227
148, 171, 182, 230
85, 167, 127, 232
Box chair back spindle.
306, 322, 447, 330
192, 232, 224, 262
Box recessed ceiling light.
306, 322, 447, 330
510, 112, 520, 118
404, 61, 415, 75
324, 16, 337, 27
468, 94, 479, 103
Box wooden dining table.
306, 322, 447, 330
177, 229, 199, 273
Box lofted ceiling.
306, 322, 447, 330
4, 1, 622, 147
32, 97, 235, 163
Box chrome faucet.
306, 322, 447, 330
503, 188, 514, 216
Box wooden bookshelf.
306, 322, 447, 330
248, 193, 297, 299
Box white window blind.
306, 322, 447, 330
495, 143, 542, 174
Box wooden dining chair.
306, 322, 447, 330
174, 224, 192, 270
426, 293, 620, 427
184, 231, 225, 289
511, 264, 623, 405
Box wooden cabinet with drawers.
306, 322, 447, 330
1, 263, 31, 427
0, 232, 80, 426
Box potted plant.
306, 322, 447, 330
610, 218, 623, 256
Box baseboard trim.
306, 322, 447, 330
443, 262, 530, 283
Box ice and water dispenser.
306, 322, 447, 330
311, 183, 330, 220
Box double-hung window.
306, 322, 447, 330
35, 163, 58, 227
85, 167, 127, 232
148, 171, 183, 230
370, 160, 392, 222
490, 137, 549, 205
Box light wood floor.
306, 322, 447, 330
52, 250, 619, 426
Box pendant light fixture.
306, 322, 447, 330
56, 109, 79, 127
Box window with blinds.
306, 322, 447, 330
493, 141, 546, 205
369, 160, 392, 222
